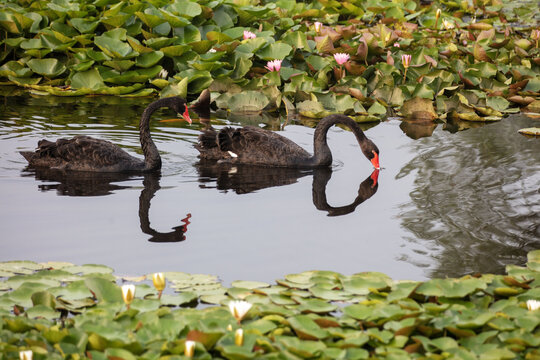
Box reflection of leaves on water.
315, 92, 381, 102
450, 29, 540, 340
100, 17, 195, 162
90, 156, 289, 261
397, 115, 540, 278
196, 162, 379, 216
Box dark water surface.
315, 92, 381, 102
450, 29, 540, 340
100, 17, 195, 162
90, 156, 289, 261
1, 94, 539, 284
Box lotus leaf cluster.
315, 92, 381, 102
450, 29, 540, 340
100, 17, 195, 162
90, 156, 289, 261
1, 251, 540, 358
0, 0, 539, 121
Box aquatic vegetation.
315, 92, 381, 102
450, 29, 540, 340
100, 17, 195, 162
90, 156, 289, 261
0, 0, 538, 121
1, 251, 540, 358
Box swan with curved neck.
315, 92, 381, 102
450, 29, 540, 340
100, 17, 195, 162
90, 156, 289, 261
20, 97, 191, 172
196, 114, 380, 168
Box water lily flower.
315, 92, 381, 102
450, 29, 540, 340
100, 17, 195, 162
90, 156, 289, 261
527, 299, 540, 311
158, 69, 168, 79
333, 53, 350, 65
121, 284, 135, 309
435, 9, 441, 29
314, 21, 322, 33
265, 59, 282, 72
243, 30, 256, 40
394, 43, 400, 48
19, 350, 33, 360
401, 54, 412, 68
401, 54, 412, 83
184, 340, 196, 357
532, 29, 540, 48
442, 19, 455, 30
152, 272, 166, 298
229, 300, 252, 322
235, 328, 244, 346
208, 48, 217, 53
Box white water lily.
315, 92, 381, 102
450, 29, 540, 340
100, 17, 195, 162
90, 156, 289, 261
121, 284, 135, 308
442, 19, 455, 30
152, 272, 166, 291
19, 350, 33, 360
184, 340, 196, 357
527, 299, 540, 311
229, 300, 252, 322
158, 68, 168, 79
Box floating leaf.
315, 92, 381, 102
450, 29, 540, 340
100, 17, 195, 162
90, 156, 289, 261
518, 128, 540, 136
27, 58, 66, 77
228, 91, 269, 113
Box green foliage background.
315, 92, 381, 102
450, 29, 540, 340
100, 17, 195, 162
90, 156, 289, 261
0, 0, 539, 120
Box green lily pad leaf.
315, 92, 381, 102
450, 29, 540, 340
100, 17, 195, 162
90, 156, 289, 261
168, 0, 202, 19
8, 76, 42, 85
190, 40, 216, 54
27, 58, 66, 77
70, 68, 105, 90
0, 61, 33, 78
518, 128, 540, 136
31, 290, 56, 308
229, 91, 269, 113
160, 9, 190, 27
161, 44, 191, 57
0, 261, 43, 274
20, 38, 43, 50
200, 294, 229, 304
231, 281, 270, 289
104, 348, 137, 360
161, 77, 188, 99
415, 278, 487, 298
72, 60, 95, 72
101, 14, 131, 28
388, 281, 419, 302
135, 11, 166, 28
126, 36, 153, 54
297, 100, 329, 118
275, 335, 326, 358
26, 304, 60, 320
257, 42, 293, 61
8, 281, 54, 307
69, 18, 99, 34
63, 264, 113, 275
160, 292, 198, 306
297, 298, 338, 314
136, 51, 163, 68
144, 37, 175, 49
486, 96, 510, 111
288, 315, 329, 340
206, 31, 233, 44
95, 35, 134, 58
367, 101, 387, 116
282, 31, 310, 50
84, 277, 121, 303
244, 319, 277, 335
103, 60, 135, 72
50, 280, 93, 300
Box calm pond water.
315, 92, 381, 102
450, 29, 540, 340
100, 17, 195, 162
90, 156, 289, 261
1, 92, 539, 284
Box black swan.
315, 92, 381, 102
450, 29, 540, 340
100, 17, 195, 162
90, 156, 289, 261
20, 97, 191, 172
196, 114, 380, 169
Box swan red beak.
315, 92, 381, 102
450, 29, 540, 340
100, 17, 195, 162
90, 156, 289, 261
370, 168, 379, 188
182, 105, 192, 124
371, 151, 380, 170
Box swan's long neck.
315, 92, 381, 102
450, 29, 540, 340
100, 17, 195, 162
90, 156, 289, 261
140, 101, 162, 171
311, 115, 367, 166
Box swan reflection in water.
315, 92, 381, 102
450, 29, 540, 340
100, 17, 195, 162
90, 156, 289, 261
196, 161, 379, 216
21, 168, 191, 242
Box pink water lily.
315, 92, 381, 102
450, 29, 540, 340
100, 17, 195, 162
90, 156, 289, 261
333, 53, 350, 65
401, 54, 412, 83
265, 59, 282, 72
243, 30, 256, 40
314, 21, 322, 33
401, 54, 412, 68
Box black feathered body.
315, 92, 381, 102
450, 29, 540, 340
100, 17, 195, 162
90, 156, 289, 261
196, 114, 379, 168
20, 136, 146, 172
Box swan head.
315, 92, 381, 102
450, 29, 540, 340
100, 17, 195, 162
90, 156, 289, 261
167, 97, 192, 124
361, 138, 380, 169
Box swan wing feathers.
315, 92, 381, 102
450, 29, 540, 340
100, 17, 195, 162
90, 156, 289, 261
217, 126, 310, 166
40, 136, 134, 166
